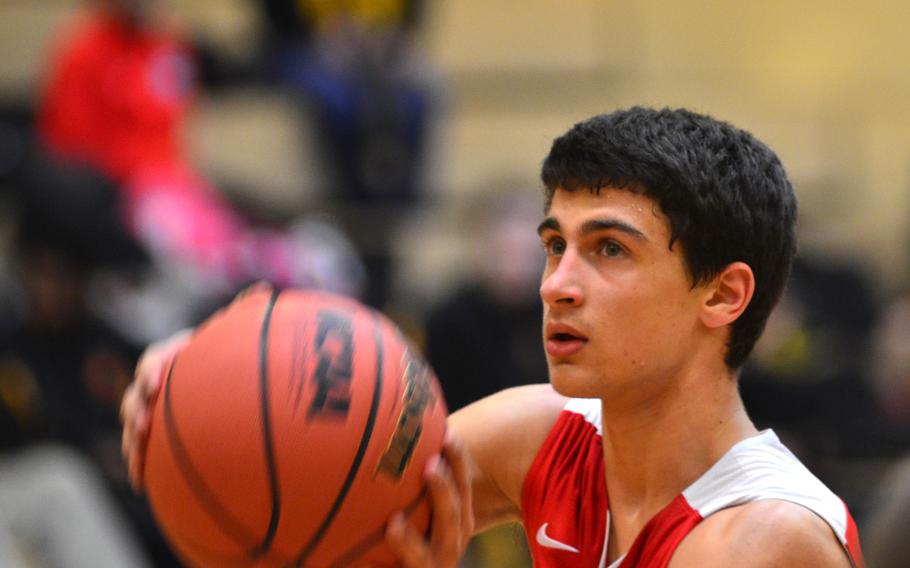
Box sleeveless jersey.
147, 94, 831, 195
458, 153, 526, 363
521, 398, 865, 568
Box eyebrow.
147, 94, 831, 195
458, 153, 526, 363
537, 217, 561, 236
537, 217, 648, 241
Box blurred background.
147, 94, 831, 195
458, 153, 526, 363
0, 0, 908, 566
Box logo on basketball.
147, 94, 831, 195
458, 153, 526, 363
376, 353, 437, 480
307, 310, 354, 419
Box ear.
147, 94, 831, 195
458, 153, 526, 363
700, 262, 755, 329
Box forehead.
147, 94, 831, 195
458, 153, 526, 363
543, 188, 670, 238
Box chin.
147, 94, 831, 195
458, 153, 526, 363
548, 363, 603, 399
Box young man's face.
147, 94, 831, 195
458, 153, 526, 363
538, 188, 709, 400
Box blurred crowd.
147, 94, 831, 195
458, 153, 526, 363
0, 1, 907, 567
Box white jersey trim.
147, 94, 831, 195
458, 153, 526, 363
564, 397, 603, 435
682, 429, 849, 544
603, 511, 627, 568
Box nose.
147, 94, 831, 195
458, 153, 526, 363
540, 251, 584, 308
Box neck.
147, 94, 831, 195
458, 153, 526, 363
600, 359, 757, 550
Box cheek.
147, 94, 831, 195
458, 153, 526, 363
595, 288, 694, 363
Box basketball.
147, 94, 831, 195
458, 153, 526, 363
143, 288, 448, 567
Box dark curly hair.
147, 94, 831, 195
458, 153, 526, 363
541, 107, 797, 369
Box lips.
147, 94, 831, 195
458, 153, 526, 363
545, 323, 588, 358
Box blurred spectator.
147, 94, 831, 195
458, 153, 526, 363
740, 253, 893, 459
38, 0, 193, 186
868, 292, 910, 434
259, 0, 434, 205
255, 0, 439, 308
863, 455, 910, 568
0, 214, 172, 565
1, 213, 136, 455
0, 103, 34, 192
13, 146, 148, 271
34, 0, 365, 339
0, 445, 150, 568
424, 185, 546, 412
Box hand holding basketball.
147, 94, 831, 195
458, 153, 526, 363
386, 434, 474, 568
121, 282, 270, 491
121, 326, 193, 490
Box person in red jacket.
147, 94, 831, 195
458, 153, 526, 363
39, 0, 194, 184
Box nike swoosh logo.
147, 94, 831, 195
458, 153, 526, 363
535, 522, 580, 553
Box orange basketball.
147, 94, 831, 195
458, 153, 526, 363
144, 288, 448, 567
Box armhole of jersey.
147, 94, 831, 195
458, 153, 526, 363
842, 500, 865, 568
521, 398, 601, 513
520, 408, 573, 515
775, 500, 862, 568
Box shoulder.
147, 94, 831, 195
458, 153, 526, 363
448, 384, 567, 529
449, 384, 568, 467
450, 385, 568, 456
669, 499, 853, 568
455, 382, 567, 411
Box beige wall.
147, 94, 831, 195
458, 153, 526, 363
3, 0, 909, 287
424, 0, 910, 289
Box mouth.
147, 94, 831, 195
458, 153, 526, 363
551, 332, 581, 341
545, 324, 588, 358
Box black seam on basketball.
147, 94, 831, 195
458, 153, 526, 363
326, 490, 429, 568
162, 355, 260, 549
290, 313, 385, 567
253, 289, 283, 558
178, 528, 273, 568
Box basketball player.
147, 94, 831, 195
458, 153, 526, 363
122, 108, 865, 567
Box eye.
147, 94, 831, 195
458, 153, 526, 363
599, 240, 625, 258
542, 237, 566, 256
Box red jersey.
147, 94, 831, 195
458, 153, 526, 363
38, 11, 195, 182
521, 398, 865, 568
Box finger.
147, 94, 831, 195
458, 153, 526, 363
138, 361, 164, 397
121, 379, 151, 442
128, 450, 143, 490
121, 367, 160, 492
120, 384, 143, 455
442, 434, 474, 539
131, 356, 163, 409
227, 281, 273, 311
121, 329, 191, 493
238, 281, 273, 300
425, 455, 462, 561
121, 386, 149, 491
125, 426, 144, 491
119, 380, 135, 423
137, 329, 191, 394
128, 414, 151, 490
129, 453, 146, 492
386, 512, 433, 568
